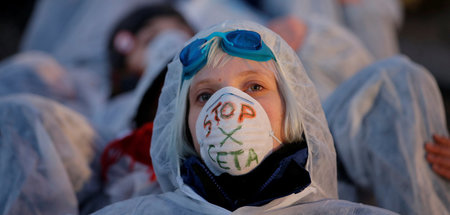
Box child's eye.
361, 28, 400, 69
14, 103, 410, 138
248, 84, 263, 92
197, 93, 212, 103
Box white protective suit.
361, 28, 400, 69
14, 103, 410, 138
0, 52, 102, 117
20, 0, 164, 117
0, 94, 98, 215
298, 15, 374, 101
92, 30, 190, 202
176, 0, 266, 31
0, 31, 188, 214
94, 29, 191, 139
324, 56, 450, 215
260, 0, 343, 24
341, 0, 403, 59
93, 20, 396, 214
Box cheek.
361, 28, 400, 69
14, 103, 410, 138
188, 105, 201, 154
127, 48, 146, 73
260, 93, 285, 141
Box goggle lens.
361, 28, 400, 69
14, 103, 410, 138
226, 30, 261, 50
180, 30, 275, 82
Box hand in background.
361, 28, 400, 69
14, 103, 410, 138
426, 134, 450, 180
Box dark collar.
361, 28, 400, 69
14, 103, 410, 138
181, 141, 310, 211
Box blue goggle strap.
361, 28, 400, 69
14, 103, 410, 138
181, 31, 276, 81
181, 39, 212, 80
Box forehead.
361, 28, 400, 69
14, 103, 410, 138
191, 56, 278, 84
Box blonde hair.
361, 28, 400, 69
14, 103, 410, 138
175, 36, 304, 159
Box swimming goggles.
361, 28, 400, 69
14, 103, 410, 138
180, 30, 276, 81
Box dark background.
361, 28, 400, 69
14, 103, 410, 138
0, 0, 449, 128
398, 0, 450, 128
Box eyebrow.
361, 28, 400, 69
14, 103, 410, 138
191, 69, 274, 93
239, 69, 272, 78
198, 69, 271, 82
237, 69, 274, 84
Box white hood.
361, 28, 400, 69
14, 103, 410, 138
151, 20, 337, 206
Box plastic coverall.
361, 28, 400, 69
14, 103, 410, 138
0, 91, 161, 215
0, 52, 103, 117
93, 20, 396, 215
0, 94, 98, 215
260, 0, 343, 24
19, 0, 164, 117
257, 0, 401, 60
176, 0, 266, 31
297, 15, 373, 101
341, 0, 403, 59
324, 56, 450, 215
0, 30, 185, 212
92, 30, 190, 202
94, 29, 190, 139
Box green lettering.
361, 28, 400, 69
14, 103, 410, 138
208, 145, 215, 162
246, 148, 259, 167
216, 152, 229, 170
229, 149, 244, 170
219, 125, 243, 147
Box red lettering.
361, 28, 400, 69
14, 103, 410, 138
203, 114, 212, 137
238, 104, 255, 123
211, 102, 222, 125
220, 102, 235, 119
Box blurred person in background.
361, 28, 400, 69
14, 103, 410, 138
268, 15, 374, 101
324, 56, 450, 214
267, 13, 449, 215
0, 3, 195, 215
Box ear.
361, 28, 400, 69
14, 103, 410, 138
114, 30, 136, 54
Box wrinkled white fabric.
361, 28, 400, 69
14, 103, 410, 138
0, 52, 73, 100
0, 52, 100, 116
324, 56, 450, 215
154, 20, 337, 199
298, 16, 373, 101
94, 20, 396, 214
176, 0, 266, 30
93, 191, 396, 215
341, 0, 403, 59
104, 162, 162, 204
261, 0, 343, 24
0, 94, 97, 215
21, 0, 165, 117
93, 29, 190, 138
90, 29, 190, 204
21, 0, 161, 70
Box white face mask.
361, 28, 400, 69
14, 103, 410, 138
195, 87, 281, 176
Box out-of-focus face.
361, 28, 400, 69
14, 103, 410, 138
268, 16, 306, 51
188, 56, 285, 154
126, 16, 193, 74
